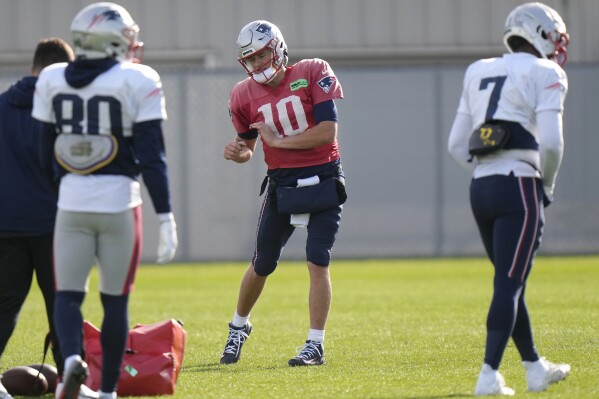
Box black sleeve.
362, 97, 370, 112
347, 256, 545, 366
238, 130, 258, 140
132, 119, 172, 214
313, 100, 338, 123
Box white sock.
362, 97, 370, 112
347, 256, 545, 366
64, 354, 82, 372
308, 329, 325, 343
232, 311, 249, 328
523, 358, 544, 371
99, 391, 117, 399
481, 363, 496, 373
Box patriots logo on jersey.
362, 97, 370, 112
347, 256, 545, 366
317, 76, 336, 93
88, 10, 120, 28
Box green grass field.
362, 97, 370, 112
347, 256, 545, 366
3, 256, 598, 398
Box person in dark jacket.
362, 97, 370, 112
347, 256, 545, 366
0, 38, 96, 399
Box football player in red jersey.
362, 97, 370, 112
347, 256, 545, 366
221, 20, 346, 367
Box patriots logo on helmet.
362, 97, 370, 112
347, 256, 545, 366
255, 23, 272, 35
317, 76, 337, 93
88, 10, 120, 28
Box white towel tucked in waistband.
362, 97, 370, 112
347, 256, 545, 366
290, 175, 320, 228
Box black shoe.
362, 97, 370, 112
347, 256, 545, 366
288, 340, 325, 366
220, 322, 252, 364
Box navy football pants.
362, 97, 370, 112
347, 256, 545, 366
251, 161, 344, 276
251, 193, 342, 276
470, 174, 544, 369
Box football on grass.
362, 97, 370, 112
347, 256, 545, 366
1, 365, 48, 396
28, 363, 59, 393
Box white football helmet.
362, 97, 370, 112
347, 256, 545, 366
503, 2, 569, 66
236, 20, 288, 84
70, 2, 143, 62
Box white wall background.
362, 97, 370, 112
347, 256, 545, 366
0, 0, 597, 67
1, 0, 597, 262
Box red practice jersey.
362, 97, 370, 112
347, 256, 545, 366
229, 58, 343, 169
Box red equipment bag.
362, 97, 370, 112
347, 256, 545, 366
83, 319, 186, 396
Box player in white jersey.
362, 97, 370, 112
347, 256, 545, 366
32, 3, 178, 399
448, 2, 570, 396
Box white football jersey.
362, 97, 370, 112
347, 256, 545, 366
33, 61, 167, 133
32, 61, 168, 213
452, 52, 567, 179
458, 52, 567, 132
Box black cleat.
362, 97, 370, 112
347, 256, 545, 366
220, 322, 252, 364
288, 340, 325, 366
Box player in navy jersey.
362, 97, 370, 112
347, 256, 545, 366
32, 3, 178, 399
448, 2, 570, 396
220, 20, 346, 367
